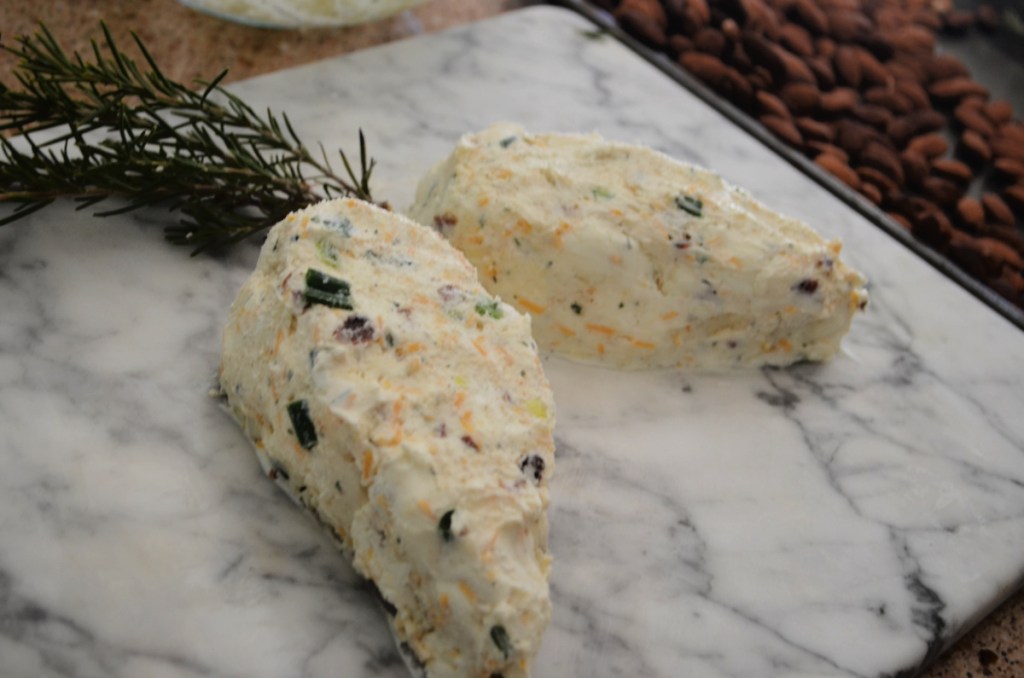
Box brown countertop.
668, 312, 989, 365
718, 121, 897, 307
2, 1, 1021, 676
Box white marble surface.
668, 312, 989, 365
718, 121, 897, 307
2, 7, 1024, 677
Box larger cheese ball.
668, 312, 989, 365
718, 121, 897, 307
220, 199, 554, 678
407, 124, 868, 370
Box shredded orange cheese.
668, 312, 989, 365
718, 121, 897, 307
516, 297, 546, 315
585, 323, 617, 336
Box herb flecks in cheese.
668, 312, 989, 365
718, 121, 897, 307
408, 123, 869, 370
220, 199, 555, 678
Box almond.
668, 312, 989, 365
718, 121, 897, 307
882, 25, 935, 52
1005, 184, 1024, 213
861, 141, 905, 185
857, 33, 895, 62
900, 149, 930, 187
667, 35, 696, 57
911, 9, 944, 32
875, 7, 912, 31
756, 90, 791, 119
888, 212, 913, 230
694, 28, 727, 56
859, 181, 883, 205
833, 46, 862, 88
889, 54, 929, 83
819, 87, 859, 115
807, 57, 837, 90
992, 136, 1024, 163
826, 10, 870, 42
679, 51, 728, 79
982, 192, 1015, 226
790, 0, 830, 34
759, 115, 804, 147
616, 4, 669, 48
950, 234, 1024, 278
741, 33, 787, 84
796, 116, 835, 142
921, 176, 962, 207
924, 53, 969, 82
911, 204, 955, 249
806, 141, 850, 163
955, 104, 996, 138
747, 67, 774, 91
778, 47, 817, 84
616, 0, 667, 26
887, 62, 922, 84
894, 80, 930, 110
779, 23, 815, 56
857, 166, 900, 195
864, 87, 913, 115
907, 133, 949, 158
853, 104, 894, 129
959, 130, 993, 165
721, 17, 741, 42
815, 37, 837, 58
931, 158, 973, 185
929, 77, 990, 104
957, 197, 985, 228
668, 0, 710, 34
855, 47, 892, 87
888, 109, 945, 147
993, 158, 1024, 182
779, 82, 821, 115
742, 0, 781, 38
835, 119, 881, 157
815, 153, 861, 189
985, 100, 1014, 125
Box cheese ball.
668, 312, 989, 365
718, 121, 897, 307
220, 199, 555, 678
407, 124, 868, 370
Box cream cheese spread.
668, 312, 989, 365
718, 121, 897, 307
220, 199, 555, 677
407, 123, 869, 370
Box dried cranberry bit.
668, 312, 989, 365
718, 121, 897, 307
433, 213, 458, 232
461, 435, 480, 451
795, 278, 819, 294
519, 454, 545, 483
334, 314, 376, 343
437, 284, 463, 302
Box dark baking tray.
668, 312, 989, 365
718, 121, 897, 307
556, 0, 1024, 332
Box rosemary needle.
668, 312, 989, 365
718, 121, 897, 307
0, 23, 376, 254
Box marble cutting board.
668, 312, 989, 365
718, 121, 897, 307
2, 7, 1024, 677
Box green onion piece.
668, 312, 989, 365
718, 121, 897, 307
592, 187, 613, 200
303, 288, 353, 310
499, 136, 517, 148
570, 302, 582, 315
439, 509, 455, 542
304, 268, 353, 309
306, 268, 350, 294
490, 625, 511, 658
287, 400, 318, 450
675, 194, 703, 217
475, 300, 504, 319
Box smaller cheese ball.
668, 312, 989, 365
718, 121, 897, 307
407, 123, 868, 370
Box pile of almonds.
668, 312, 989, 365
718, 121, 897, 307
596, 0, 1024, 311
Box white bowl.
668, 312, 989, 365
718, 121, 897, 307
178, 0, 430, 28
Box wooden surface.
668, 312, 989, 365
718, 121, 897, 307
1, 1, 1021, 676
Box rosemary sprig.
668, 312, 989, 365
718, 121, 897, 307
0, 23, 376, 253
